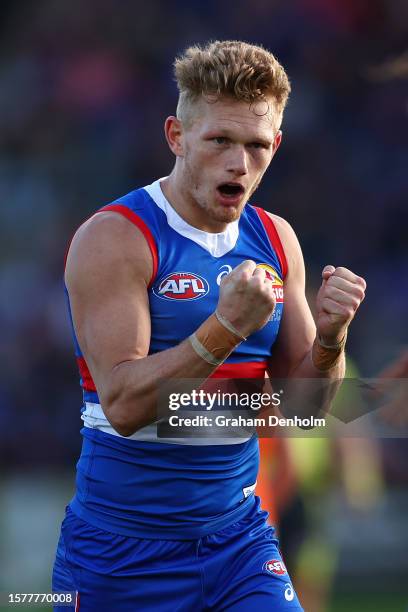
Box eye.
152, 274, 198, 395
213, 136, 228, 145
249, 142, 269, 150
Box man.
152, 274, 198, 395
53, 40, 366, 610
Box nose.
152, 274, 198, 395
226, 145, 248, 176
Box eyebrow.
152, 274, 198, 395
203, 128, 273, 147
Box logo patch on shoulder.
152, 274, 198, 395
153, 272, 209, 300
263, 559, 287, 576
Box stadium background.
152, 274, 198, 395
0, 0, 407, 610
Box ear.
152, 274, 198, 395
272, 130, 282, 157
164, 116, 185, 157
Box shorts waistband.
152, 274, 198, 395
69, 493, 257, 541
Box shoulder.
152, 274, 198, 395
264, 212, 304, 280
65, 210, 153, 289
264, 212, 299, 248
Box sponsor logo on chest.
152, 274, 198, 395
256, 264, 284, 303
153, 264, 283, 306
216, 263, 284, 303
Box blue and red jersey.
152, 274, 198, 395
67, 178, 287, 539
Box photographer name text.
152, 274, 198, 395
168, 414, 326, 429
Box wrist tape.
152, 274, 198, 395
312, 331, 347, 371
189, 312, 245, 366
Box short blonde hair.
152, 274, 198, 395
174, 40, 291, 123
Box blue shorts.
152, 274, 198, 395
52, 498, 303, 611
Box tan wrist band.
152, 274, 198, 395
215, 309, 247, 341
312, 331, 347, 371
189, 313, 244, 366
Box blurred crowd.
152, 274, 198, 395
0, 0, 407, 460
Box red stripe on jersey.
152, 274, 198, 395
77, 356, 97, 391
253, 207, 288, 279
75, 592, 80, 612
211, 361, 267, 379
98, 204, 158, 287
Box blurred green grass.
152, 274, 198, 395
328, 592, 407, 612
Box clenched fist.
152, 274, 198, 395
217, 260, 277, 338
316, 265, 366, 345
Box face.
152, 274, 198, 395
166, 95, 282, 231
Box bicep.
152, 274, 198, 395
267, 215, 316, 377
269, 280, 316, 377
65, 212, 153, 393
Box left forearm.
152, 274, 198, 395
291, 337, 346, 380
281, 336, 346, 420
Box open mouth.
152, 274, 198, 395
217, 183, 245, 198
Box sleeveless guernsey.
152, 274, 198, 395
67, 178, 287, 539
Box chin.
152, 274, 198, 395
211, 207, 240, 224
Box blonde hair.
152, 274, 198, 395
174, 40, 291, 124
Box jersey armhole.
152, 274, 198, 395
98, 204, 158, 287
253, 206, 288, 280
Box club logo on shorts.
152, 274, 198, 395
256, 264, 284, 303
263, 559, 287, 576
154, 272, 210, 300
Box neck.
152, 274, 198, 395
160, 169, 229, 233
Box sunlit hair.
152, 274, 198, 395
174, 40, 291, 125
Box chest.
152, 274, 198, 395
148, 228, 284, 359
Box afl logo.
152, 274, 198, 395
264, 559, 287, 576
154, 272, 209, 301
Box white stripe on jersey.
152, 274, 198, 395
82, 402, 251, 446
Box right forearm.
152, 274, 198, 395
101, 341, 214, 436
100, 314, 243, 436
